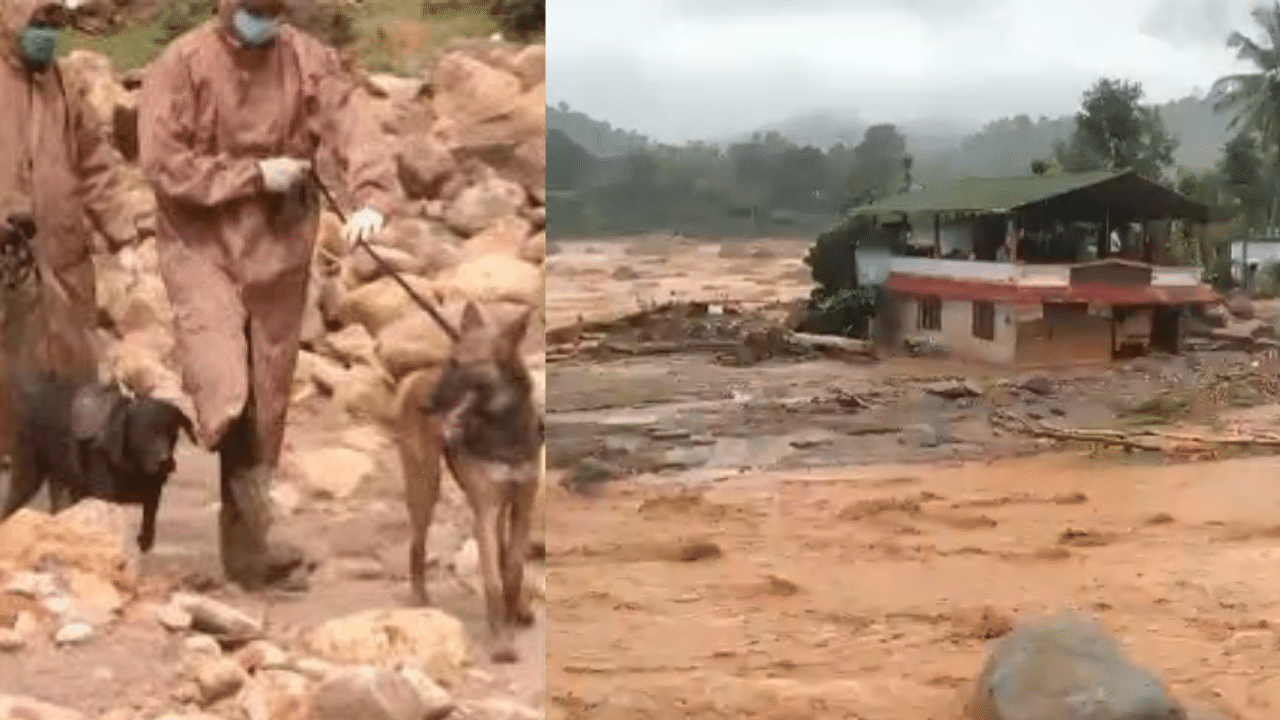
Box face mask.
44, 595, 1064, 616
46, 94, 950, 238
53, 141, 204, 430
18, 26, 58, 70
232, 8, 279, 48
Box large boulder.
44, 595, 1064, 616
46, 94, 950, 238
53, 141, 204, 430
432, 52, 522, 130
463, 215, 532, 258
967, 610, 1186, 720
397, 133, 458, 201
443, 177, 527, 237
336, 274, 440, 335
434, 255, 543, 307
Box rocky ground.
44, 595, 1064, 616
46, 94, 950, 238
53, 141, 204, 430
545, 236, 1280, 720
0, 38, 546, 720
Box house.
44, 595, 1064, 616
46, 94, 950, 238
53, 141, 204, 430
850, 170, 1219, 365
1229, 232, 1280, 292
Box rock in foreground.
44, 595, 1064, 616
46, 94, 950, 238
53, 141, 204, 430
967, 610, 1185, 720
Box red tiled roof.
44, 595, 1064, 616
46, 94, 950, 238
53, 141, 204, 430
884, 272, 1219, 305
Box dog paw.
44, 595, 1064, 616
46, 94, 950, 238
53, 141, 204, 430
490, 643, 519, 664
513, 604, 536, 627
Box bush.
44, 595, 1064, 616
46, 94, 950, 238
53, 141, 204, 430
487, 0, 544, 41
797, 219, 880, 338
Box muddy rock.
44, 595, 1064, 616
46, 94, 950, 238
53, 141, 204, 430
304, 608, 470, 682
433, 52, 522, 129
375, 218, 463, 276
237, 668, 311, 720
336, 274, 440, 335
459, 698, 543, 720
332, 363, 395, 422
444, 178, 527, 237
294, 351, 348, 398
317, 324, 378, 367
291, 446, 375, 500
156, 602, 193, 632
170, 593, 262, 641
181, 634, 225, 674
397, 133, 458, 201
62, 567, 125, 625
195, 657, 248, 706
0, 502, 139, 589
435, 255, 543, 307
923, 379, 983, 399
1015, 375, 1055, 397
509, 44, 545, 89
968, 610, 1185, 720
375, 312, 455, 379
0, 695, 86, 720
310, 666, 454, 720
464, 215, 532, 258
347, 244, 432, 285
901, 423, 943, 448
53, 621, 94, 645
521, 231, 546, 265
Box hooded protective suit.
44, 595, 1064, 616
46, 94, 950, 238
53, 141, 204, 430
138, 0, 396, 587
0, 0, 138, 456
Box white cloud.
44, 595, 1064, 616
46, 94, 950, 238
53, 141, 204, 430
548, 0, 1262, 142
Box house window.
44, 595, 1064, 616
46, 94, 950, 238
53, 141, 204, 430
917, 295, 941, 331
972, 300, 995, 340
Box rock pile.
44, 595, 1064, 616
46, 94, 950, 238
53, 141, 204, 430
0, 38, 548, 720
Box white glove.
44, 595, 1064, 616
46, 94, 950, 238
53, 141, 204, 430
344, 207, 385, 247
256, 157, 312, 193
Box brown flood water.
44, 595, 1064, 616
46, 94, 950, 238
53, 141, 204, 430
547, 452, 1280, 720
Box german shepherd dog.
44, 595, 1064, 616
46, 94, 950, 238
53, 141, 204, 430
394, 301, 543, 663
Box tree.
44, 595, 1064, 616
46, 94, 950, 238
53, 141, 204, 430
1053, 78, 1178, 180
845, 124, 909, 209
1211, 2, 1280, 230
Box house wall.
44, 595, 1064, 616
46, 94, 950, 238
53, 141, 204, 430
896, 294, 1016, 364
1013, 303, 1112, 366
1230, 240, 1280, 266
855, 246, 891, 285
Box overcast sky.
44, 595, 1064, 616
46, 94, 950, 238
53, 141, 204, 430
548, 0, 1259, 144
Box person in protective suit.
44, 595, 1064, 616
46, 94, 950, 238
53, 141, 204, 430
138, 0, 397, 589
0, 0, 144, 460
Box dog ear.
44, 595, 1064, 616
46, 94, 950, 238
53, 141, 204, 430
500, 307, 532, 358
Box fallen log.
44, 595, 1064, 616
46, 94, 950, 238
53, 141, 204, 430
990, 410, 1280, 455
787, 332, 877, 358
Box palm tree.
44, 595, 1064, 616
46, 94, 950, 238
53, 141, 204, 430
1210, 1, 1280, 269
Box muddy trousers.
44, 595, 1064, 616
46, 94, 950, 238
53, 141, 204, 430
215, 365, 304, 589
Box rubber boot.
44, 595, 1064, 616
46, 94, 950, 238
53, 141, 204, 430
217, 411, 308, 590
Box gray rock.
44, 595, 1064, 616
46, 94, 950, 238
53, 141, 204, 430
923, 379, 982, 399
968, 610, 1186, 720
1017, 375, 1055, 397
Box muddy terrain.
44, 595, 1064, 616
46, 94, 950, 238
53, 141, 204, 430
545, 235, 1280, 720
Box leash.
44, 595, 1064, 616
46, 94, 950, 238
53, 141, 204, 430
309, 170, 459, 342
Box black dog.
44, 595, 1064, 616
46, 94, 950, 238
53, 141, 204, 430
0, 372, 196, 552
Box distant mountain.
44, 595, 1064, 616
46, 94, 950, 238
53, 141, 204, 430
745, 95, 1233, 175
546, 103, 650, 157
548, 94, 1239, 181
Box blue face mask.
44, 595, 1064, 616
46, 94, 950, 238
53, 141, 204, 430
232, 8, 279, 48
18, 26, 58, 70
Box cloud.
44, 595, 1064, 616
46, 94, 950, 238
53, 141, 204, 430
548, 0, 1255, 143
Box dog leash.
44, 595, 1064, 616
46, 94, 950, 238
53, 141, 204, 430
310, 169, 460, 342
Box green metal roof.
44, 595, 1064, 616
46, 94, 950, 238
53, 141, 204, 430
848, 169, 1211, 222
851, 170, 1123, 215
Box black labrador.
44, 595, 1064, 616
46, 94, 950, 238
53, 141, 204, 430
0, 372, 196, 552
